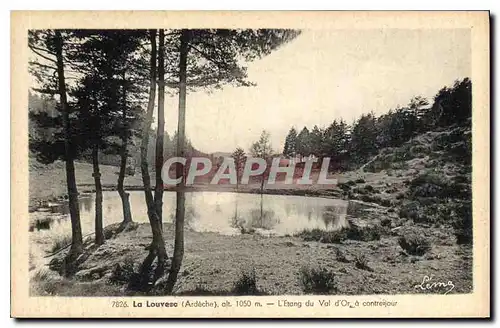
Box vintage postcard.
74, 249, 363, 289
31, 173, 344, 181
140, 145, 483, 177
11, 11, 490, 318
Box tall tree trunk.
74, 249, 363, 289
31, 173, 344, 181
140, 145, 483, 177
91, 94, 105, 246
118, 72, 132, 225
154, 29, 166, 225
164, 29, 189, 294
92, 142, 105, 245
54, 30, 83, 256
133, 29, 167, 291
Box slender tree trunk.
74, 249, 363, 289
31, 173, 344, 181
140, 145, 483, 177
90, 93, 105, 246
236, 165, 240, 190
92, 143, 105, 245
118, 73, 132, 224
54, 30, 83, 256
134, 29, 167, 291
154, 29, 166, 225
164, 29, 190, 294
260, 193, 264, 228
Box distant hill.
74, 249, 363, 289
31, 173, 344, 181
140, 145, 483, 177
211, 151, 232, 158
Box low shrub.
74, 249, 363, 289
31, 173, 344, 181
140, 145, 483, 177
232, 270, 265, 295
398, 234, 431, 256
451, 201, 472, 244
335, 248, 350, 263
364, 185, 375, 193
49, 235, 72, 254
109, 258, 136, 284
297, 223, 385, 244
346, 224, 382, 242
299, 266, 337, 294
354, 254, 373, 271
399, 201, 421, 220
295, 229, 346, 244
337, 183, 352, 192
381, 218, 392, 227
409, 172, 452, 198
32, 269, 51, 282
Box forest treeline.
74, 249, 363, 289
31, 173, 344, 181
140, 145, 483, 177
29, 92, 202, 169
282, 78, 472, 169
28, 29, 300, 294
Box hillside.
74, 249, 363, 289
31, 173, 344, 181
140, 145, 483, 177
336, 122, 472, 244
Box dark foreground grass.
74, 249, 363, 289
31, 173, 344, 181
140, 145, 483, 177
295, 224, 383, 244
299, 266, 337, 294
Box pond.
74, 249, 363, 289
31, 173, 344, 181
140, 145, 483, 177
30, 191, 349, 238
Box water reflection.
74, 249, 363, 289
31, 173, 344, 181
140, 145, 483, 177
30, 191, 348, 237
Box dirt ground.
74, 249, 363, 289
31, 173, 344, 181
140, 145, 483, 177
31, 220, 472, 296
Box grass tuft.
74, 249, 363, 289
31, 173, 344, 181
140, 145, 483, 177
299, 266, 337, 294
398, 234, 431, 256
232, 269, 266, 295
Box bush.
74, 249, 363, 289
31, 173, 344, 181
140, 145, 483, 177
399, 201, 421, 220
337, 183, 352, 192
32, 269, 51, 282
297, 224, 384, 244
232, 270, 263, 295
346, 224, 382, 242
110, 258, 136, 284
355, 178, 365, 183
409, 172, 451, 198
335, 248, 350, 263
396, 192, 406, 200
409, 144, 430, 158
295, 229, 346, 244
364, 185, 375, 193
299, 267, 337, 294
452, 201, 473, 244
354, 254, 373, 271
398, 234, 431, 256
381, 218, 392, 227
49, 235, 72, 254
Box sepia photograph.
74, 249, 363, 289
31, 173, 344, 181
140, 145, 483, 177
11, 10, 490, 318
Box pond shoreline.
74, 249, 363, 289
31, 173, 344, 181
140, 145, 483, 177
30, 182, 345, 213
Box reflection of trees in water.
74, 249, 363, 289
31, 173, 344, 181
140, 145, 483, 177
249, 208, 276, 230
230, 200, 244, 231
250, 195, 276, 230
167, 202, 198, 227
35, 219, 51, 230
230, 196, 277, 231
80, 196, 93, 213
184, 203, 198, 226
321, 206, 347, 230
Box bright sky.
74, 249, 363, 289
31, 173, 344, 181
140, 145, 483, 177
159, 29, 471, 154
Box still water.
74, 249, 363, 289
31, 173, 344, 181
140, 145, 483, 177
30, 191, 349, 238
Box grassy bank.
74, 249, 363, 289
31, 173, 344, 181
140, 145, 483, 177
31, 220, 472, 296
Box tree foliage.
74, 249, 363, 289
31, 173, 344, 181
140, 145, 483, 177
281, 78, 472, 170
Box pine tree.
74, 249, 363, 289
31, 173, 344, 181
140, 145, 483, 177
283, 127, 298, 157
231, 147, 247, 188
29, 30, 85, 264
296, 127, 311, 158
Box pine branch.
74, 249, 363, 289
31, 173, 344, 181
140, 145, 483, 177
29, 61, 56, 71
28, 45, 57, 64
